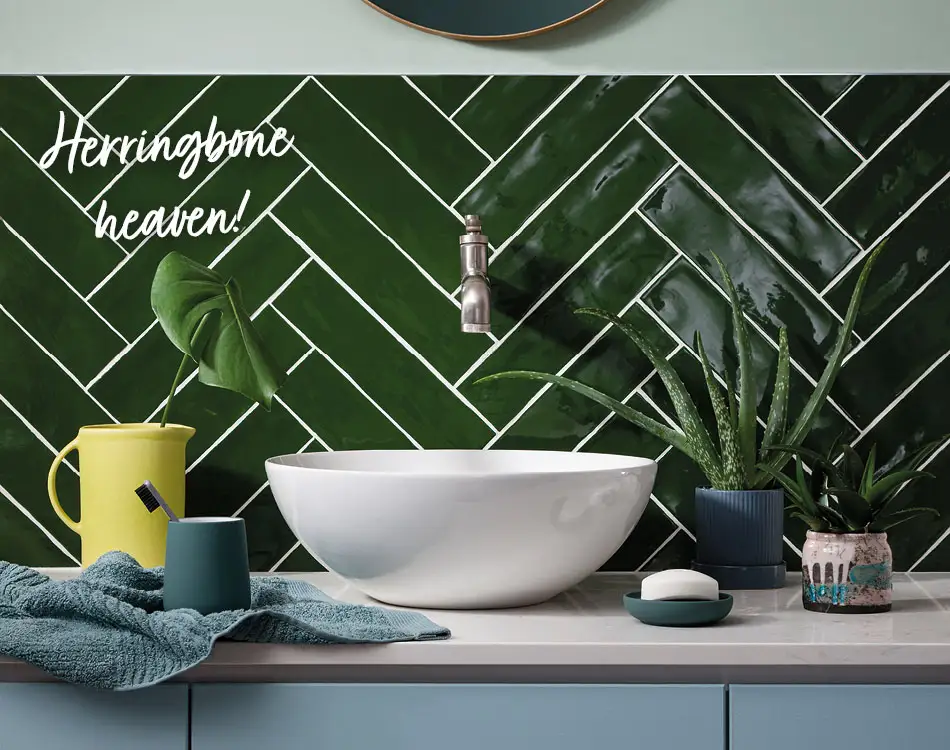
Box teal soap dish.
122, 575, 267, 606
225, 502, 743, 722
622, 592, 733, 627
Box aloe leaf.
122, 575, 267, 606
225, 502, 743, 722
826, 487, 873, 529
474, 370, 720, 483
815, 503, 851, 532
860, 444, 877, 497
151, 252, 286, 409
869, 507, 940, 533
757, 463, 812, 512
763, 242, 885, 475
902, 435, 950, 472
696, 333, 744, 489
760, 328, 790, 462
574, 307, 722, 480
763, 443, 845, 486
840, 444, 865, 489
710, 254, 757, 482
790, 511, 827, 532
867, 470, 934, 512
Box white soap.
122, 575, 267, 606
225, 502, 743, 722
640, 569, 720, 601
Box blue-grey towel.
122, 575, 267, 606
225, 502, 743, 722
0, 551, 450, 691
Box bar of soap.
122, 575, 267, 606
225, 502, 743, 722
640, 569, 719, 601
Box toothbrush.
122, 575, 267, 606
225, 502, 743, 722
133, 480, 179, 522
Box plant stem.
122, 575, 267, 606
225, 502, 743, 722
160, 351, 191, 428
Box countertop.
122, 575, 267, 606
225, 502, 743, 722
3, 571, 950, 684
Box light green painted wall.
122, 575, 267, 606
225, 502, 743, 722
0, 0, 948, 75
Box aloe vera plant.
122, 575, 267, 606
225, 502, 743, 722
476, 245, 884, 491
150, 252, 286, 427
760, 439, 942, 533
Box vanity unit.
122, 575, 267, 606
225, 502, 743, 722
2, 573, 949, 750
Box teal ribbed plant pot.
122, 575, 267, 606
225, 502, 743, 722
692, 488, 786, 590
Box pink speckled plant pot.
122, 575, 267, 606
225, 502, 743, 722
801, 531, 892, 614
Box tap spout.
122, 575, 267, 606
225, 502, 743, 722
460, 214, 491, 334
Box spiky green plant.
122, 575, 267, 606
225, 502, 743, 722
759, 439, 942, 533
475, 245, 884, 491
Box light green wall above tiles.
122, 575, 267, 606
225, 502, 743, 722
1, 74, 949, 575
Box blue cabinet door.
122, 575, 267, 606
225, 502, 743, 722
731, 685, 950, 750
192, 684, 725, 750
0, 684, 188, 750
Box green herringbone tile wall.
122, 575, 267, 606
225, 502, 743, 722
1, 74, 949, 572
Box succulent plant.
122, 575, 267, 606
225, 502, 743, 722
760, 439, 943, 533
476, 245, 883, 491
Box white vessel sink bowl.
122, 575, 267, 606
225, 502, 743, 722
265, 450, 657, 609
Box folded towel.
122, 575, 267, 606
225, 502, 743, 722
0, 551, 450, 691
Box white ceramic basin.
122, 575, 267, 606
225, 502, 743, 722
265, 450, 657, 609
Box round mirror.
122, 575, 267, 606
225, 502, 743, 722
362, 0, 611, 41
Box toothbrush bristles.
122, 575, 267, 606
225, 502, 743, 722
134, 483, 160, 513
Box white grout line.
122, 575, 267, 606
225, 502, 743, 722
451, 76, 586, 207
637, 208, 861, 432
0, 303, 119, 423
0, 216, 129, 344
0, 127, 130, 258
906, 436, 950, 571
820, 169, 950, 297
842, 255, 950, 366
685, 76, 864, 276
85, 321, 159, 389
274, 395, 334, 452
649, 494, 697, 542
37, 76, 126, 162
310, 76, 464, 222
490, 77, 680, 261
570, 368, 664, 454
0, 390, 77, 475
453, 163, 680, 390
850, 348, 950, 450
232, 437, 316, 520
83, 76, 221, 210
83, 76, 129, 119
634, 528, 681, 572
143, 370, 199, 424
270, 213, 499, 434
822, 81, 950, 208
272, 305, 424, 449
269, 541, 303, 572
774, 74, 866, 161
0, 480, 80, 565
822, 75, 865, 116
267, 126, 461, 309
449, 76, 493, 120
401, 76, 492, 161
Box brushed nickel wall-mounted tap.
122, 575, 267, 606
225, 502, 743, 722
459, 214, 491, 334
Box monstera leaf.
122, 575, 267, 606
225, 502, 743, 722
151, 252, 286, 425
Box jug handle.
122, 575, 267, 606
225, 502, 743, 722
48, 439, 81, 534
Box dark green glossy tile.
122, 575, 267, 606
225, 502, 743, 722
44, 76, 125, 115
486, 121, 673, 338
847, 358, 950, 570
409, 75, 486, 115
92, 148, 308, 339
580, 392, 671, 461
639, 529, 695, 573
272, 171, 489, 381
0, 77, 124, 206
693, 76, 860, 200
275, 353, 415, 452
642, 78, 859, 287
459, 76, 670, 242
184, 403, 310, 519
275, 263, 493, 448
833, 269, 950, 426
454, 76, 574, 158
94, 76, 304, 222
319, 76, 488, 200
827, 88, 950, 246
492, 308, 673, 451
828, 75, 948, 153
239, 487, 301, 571
785, 75, 860, 112
275, 544, 324, 572
277, 79, 461, 289
0, 400, 81, 560
0, 220, 124, 384
0, 312, 113, 450
827, 179, 950, 337
601, 502, 678, 572
0, 133, 124, 294
89, 76, 216, 141
649, 451, 707, 534
643, 170, 839, 376
464, 214, 675, 427
0, 499, 74, 568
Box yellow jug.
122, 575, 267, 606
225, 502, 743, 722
47, 423, 195, 567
